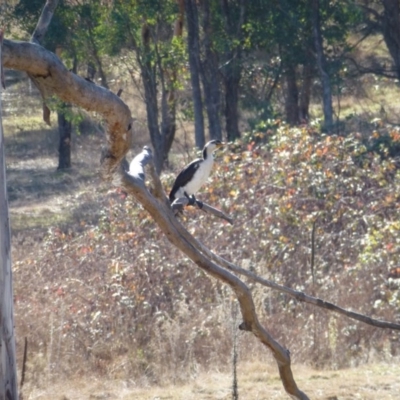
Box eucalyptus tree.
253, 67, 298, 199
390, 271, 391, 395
262, 0, 361, 130
185, 0, 205, 148
103, 0, 185, 173
199, 0, 223, 142
381, 0, 400, 80
358, 0, 400, 80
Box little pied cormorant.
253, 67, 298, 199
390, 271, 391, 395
169, 139, 224, 204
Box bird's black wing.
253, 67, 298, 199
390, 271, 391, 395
169, 158, 202, 202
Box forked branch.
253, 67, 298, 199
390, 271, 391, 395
127, 147, 309, 399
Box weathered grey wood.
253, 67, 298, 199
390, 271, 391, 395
171, 197, 233, 224
0, 31, 18, 400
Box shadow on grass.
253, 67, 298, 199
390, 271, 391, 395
5, 127, 59, 158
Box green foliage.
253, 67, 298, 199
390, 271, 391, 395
46, 97, 85, 134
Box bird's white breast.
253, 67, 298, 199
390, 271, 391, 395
179, 156, 214, 197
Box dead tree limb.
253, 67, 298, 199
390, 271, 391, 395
127, 146, 309, 400
204, 249, 400, 330
164, 213, 400, 331
171, 196, 233, 224
3, 39, 133, 178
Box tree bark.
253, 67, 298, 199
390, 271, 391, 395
312, 0, 333, 132
220, 0, 244, 141
185, 0, 205, 149
382, 0, 400, 80
139, 23, 163, 173
200, 0, 222, 141
31, 0, 59, 45
4, 40, 132, 177
57, 103, 72, 169
284, 62, 300, 125
0, 31, 19, 400
299, 62, 313, 123
160, 0, 185, 167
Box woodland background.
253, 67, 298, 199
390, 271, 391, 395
2, 0, 400, 398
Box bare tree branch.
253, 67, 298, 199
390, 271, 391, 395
31, 0, 60, 44
3, 39, 133, 178
171, 196, 234, 224
127, 147, 308, 399
209, 253, 400, 330
164, 214, 400, 331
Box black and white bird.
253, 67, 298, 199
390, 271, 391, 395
169, 139, 224, 204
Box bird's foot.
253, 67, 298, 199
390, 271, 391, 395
187, 195, 196, 206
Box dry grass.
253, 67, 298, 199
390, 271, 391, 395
4, 47, 400, 400
20, 362, 400, 399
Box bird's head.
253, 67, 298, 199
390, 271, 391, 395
205, 139, 224, 151
203, 140, 224, 159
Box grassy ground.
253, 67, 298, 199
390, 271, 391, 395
21, 362, 400, 399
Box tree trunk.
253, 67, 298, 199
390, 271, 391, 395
200, 0, 222, 141
160, 0, 185, 166
312, 0, 333, 132
299, 62, 313, 123
284, 62, 300, 125
185, 0, 205, 149
56, 50, 74, 170
224, 69, 241, 141
220, 0, 244, 141
86, 22, 108, 89
139, 23, 163, 173
382, 0, 400, 80
86, 61, 96, 81
160, 86, 176, 167
0, 32, 19, 400
57, 103, 72, 169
